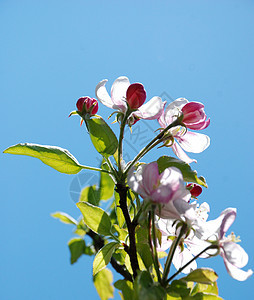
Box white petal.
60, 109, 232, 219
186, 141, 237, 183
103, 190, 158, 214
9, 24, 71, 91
127, 165, 147, 199
111, 76, 129, 111
173, 247, 197, 274
164, 98, 189, 124
223, 241, 249, 268
172, 142, 197, 164
177, 131, 210, 153
95, 79, 114, 108
219, 208, 236, 238
134, 97, 164, 120
222, 252, 253, 281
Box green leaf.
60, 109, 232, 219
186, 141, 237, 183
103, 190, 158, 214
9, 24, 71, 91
79, 185, 100, 206
183, 268, 218, 284
86, 116, 118, 157
157, 156, 208, 187
167, 280, 191, 298
93, 268, 114, 300
112, 224, 128, 242
51, 212, 77, 225
184, 293, 223, 300
115, 192, 125, 228
93, 242, 119, 276
68, 238, 86, 264
100, 162, 115, 200
136, 243, 153, 270
114, 280, 134, 300
77, 202, 112, 236
134, 271, 166, 300
191, 282, 218, 296
3, 143, 92, 174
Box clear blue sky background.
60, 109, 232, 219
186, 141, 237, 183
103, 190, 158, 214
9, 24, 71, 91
1, 1, 254, 299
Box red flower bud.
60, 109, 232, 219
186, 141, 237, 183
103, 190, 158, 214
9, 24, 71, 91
126, 83, 146, 109
182, 102, 210, 130
76, 97, 98, 115
186, 183, 202, 198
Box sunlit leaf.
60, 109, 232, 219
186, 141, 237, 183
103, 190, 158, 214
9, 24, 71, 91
79, 185, 100, 206
93, 268, 114, 300
183, 268, 218, 284
68, 238, 93, 264
157, 156, 207, 187
51, 212, 77, 225
77, 202, 112, 236
93, 242, 119, 276
3, 143, 92, 174
114, 280, 134, 300
86, 116, 118, 157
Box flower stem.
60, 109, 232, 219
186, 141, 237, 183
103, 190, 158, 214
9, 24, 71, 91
166, 244, 219, 284
161, 223, 188, 286
118, 110, 131, 173
124, 117, 182, 175
151, 206, 162, 283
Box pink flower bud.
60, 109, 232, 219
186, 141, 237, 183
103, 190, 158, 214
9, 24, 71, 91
186, 183, 202, 198
76, 97, 98, 115
182, 102, 210, 130
126, 83, 146, 109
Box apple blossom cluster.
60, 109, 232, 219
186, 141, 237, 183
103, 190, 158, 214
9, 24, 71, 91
5, 75, 252, 300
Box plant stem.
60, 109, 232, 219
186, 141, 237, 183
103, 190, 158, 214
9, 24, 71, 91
151, 206, 162, 283
80, 165, 112, 174
166, 244, 219, 284
124, 117, 182, 175
161, 223, 188, 286
118, 110, 131, 173
116, 182, 140, 278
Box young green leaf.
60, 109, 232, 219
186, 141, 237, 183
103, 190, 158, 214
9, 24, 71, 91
183, 268, 218, 284
93, 242, 119, 276
3, 143, 97, 174
157, 156, 208, 187
114, 280, 134, 300
191, 282, 219, 296
93, 268, 114, 300
68, 238, 90, 264
51, 212, 77, 225
86, 116, 118, 157
77, 202, 112, 236
100, 169, 115, 200
79, 185, 100, 206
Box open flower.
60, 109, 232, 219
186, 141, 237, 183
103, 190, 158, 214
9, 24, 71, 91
200, 208, 253, 281
95, 76, 164, 125
156, 202, 210, 274
158, 98, 210, 163
127, 162, 192, 219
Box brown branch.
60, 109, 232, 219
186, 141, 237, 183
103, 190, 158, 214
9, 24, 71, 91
115, 183, 140, 278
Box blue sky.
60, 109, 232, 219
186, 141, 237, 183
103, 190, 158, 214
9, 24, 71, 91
1, 0, 254, 299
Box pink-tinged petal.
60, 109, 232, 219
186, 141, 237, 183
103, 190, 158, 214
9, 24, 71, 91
222, 251, 253, 281
173, 247, 197, 274
134, 97, 164, 120
164, 98, 189, 124
182, 102, 204, 114
158, 108, 167, 128
142, 162, 160, 194
159, 167, 183, 189
151, 185, 174, 203
223, 242, 249, 268
95, 79, 114, 109
177, 131, 210, 153
172, 142, 197, 164
186, 118, 210, 130
219, 208, 236, 238
182, 110, 206, 125
110, 76, 130, 111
